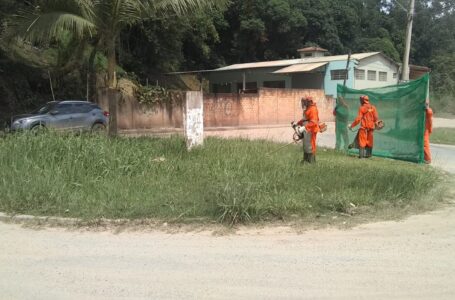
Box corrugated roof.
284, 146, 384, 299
297, 47, 328, 52
215, 58, 303, 71
214, 52, 380, 72
273, 62, 328, 74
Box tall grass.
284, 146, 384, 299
0, 132, 443, 224
431, 128, 455, 145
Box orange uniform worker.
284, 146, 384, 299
424, 103, 433, 163
348, 95, 379, 158
295, 96, 320, 163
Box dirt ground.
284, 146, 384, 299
1, 119, 455, 299
1, 204, 455, 299
434, 118, 455, 128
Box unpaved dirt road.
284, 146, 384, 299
1, 118, 455, 300
1, 206, 455, 300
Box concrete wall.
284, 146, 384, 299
204, 88, 334, 128
97, 88, 185, 130
354, 54, 399, 89
98, 88, 334, 130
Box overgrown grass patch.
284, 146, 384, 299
0, 132, 446, 225
431, 127, 455, 145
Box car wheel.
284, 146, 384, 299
30, 124, 47, 134
91, 123, 106, 133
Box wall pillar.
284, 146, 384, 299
183, 91, 204, 150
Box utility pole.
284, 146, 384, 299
401, 0, 415, 81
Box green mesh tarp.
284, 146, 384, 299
336, 74, 429, 163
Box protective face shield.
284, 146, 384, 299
301, 96, 314, 109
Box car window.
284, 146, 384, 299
91, 104, 101, 110
33, 103, 57, 114
73, 103, 93, 113
55, 103, 73, 115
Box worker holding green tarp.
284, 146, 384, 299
337, 74, 429, 163
334, 97, 349, 151
348, 95, 380, 159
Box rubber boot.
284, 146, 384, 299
310, 153, 316, 163
304, 153, 315, 164
359, 147, 366, 159
366, 147, 372, 158
302, 152, 308, 163
303, 153, 312, 163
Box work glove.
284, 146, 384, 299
291, 121, 297, 129
347, 124, 352, 130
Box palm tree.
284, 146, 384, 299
7, 0, 226, 135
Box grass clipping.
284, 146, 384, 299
0, 133, 445, 225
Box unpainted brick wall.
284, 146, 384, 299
98, 88, 334, 130
204, 88, 334, 127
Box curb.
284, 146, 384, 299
0, 212, 204, 228
0, 212, 81, 226
431, 143, 455, 149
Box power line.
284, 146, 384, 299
391, 0, 409, 13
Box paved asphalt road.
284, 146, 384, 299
1, 119, 455, 300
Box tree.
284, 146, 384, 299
5, 0, 226, 135
118, 5, 228, 76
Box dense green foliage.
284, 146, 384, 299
1, 0, 455, 117
0, 134, 443, 223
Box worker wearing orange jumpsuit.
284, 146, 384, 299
348, 95, 379, 158
295, 96, 320, 163
424, 103, 433, 164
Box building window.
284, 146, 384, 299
379, 72, 387, 82
393, 73, 397, 79
236, 82, 258, 93
304, 53, 313, 57
212, 83, 231, 93
367, 70, 377, 81
331, 70, 348, 80
355, 69, 365, 80
263, 81, 286, 88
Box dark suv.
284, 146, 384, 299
9, 101, 109, 132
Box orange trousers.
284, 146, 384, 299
358, 128, 374, 148
424, 130, 431, 162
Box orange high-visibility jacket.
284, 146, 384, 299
351, 103, 378, 130
297, 104, 320, 133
